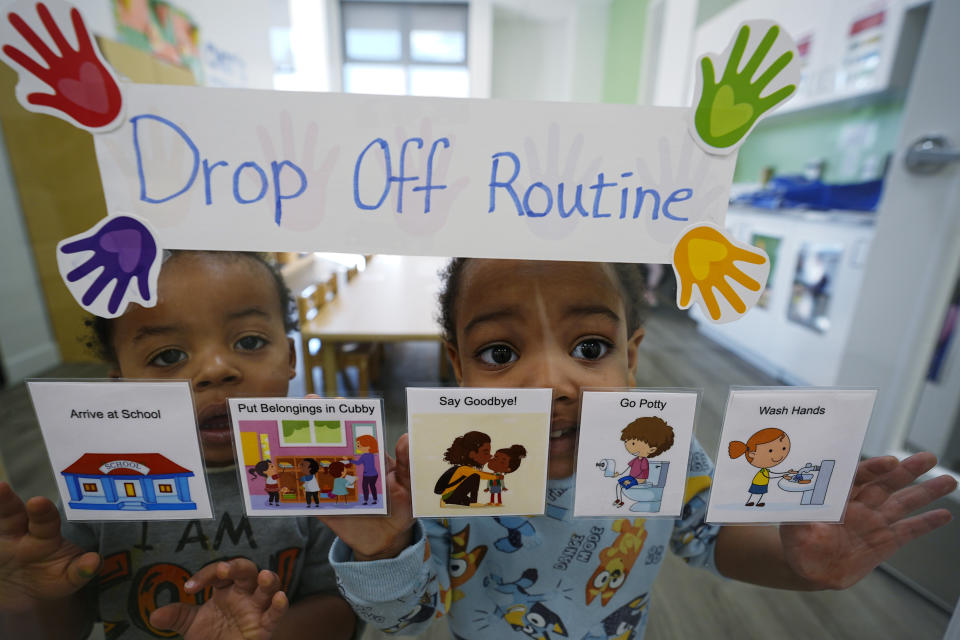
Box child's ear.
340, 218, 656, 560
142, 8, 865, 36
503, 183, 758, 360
444, 340, 464, 385
626, 327, 645, 384
746, 450, 755, 462
287, 337, 297, 379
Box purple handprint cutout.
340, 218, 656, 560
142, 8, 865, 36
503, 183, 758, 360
0, 1, 125, 132
56, 215, 161, 318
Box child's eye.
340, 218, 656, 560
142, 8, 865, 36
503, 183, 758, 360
236, 335, 268, 351
571, 338, 611, 360
149, 349, 187, 367
477, 344, 518, 365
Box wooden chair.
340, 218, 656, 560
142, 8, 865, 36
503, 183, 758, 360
335, 269, 381, 396
297, 282, 330, 395
299, 275, 378, 396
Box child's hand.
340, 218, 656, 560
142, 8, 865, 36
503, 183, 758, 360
149, 559, 288, 640
778, 453, 957, 589
320, 434, 416, 560
0, 483, 101, 612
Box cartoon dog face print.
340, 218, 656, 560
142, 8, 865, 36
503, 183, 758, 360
585, 519, 647, 606
449, 525, 488, 595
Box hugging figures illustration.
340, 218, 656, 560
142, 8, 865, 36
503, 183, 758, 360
435, 431, 526, 507
598, 417, 675, 512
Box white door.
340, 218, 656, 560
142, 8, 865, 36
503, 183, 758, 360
837, 0, 960, 608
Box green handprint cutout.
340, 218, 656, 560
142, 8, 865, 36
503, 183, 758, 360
694, 23, 797, 150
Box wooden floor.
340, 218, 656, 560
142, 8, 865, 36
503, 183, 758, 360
0, 304, 950, 640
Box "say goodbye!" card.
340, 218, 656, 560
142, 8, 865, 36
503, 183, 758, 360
407, 387, 552, 518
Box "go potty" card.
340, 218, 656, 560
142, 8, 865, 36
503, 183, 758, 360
574, 389, 699, 518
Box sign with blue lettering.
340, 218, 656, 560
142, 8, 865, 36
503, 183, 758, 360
92, 86, 735, 260
0, 1, 800, 323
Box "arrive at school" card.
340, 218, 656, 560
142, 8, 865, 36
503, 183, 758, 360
27, 379, 213, 521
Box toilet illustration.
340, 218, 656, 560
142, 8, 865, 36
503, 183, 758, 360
597, 458, 670, 512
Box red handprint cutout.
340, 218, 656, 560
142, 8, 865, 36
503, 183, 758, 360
1, 2, 123, 131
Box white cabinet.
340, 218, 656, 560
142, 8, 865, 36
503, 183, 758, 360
692, 207, 875, 385
693, 0, 928, 114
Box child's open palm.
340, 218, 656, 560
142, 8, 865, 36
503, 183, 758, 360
778, 453, 956, 589
0, 483, 100, 611
320, 433, 416, 560
150, 559, 288, 640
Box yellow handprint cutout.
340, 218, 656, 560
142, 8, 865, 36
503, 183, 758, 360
672, 224, 769, 323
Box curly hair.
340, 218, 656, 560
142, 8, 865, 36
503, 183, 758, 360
620, 416, 675, 457
84, 251, 298, 364
443, 430, 491, 467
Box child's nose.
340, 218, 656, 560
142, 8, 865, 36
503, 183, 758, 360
192, 352, 242, 389
530, 348, 580, 402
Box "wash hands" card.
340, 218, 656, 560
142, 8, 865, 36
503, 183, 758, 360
706, 387, 877, 524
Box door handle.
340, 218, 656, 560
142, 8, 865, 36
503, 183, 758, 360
905, 135, 960, 174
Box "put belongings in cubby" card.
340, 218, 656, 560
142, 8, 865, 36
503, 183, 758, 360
26, 379, 214, 521
407, 387, 551, 517
228, 397, 388, 516
706, 387, 877, 524
573, 389, 699, 517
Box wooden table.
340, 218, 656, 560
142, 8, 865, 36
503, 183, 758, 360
281, 254, 349, 295
300, 255, 449, 395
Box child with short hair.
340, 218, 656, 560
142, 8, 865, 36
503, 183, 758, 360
322, 258, 956, 639
299, 458, 322, 507
0, 251, 357, 639
613, 416, 675, 507
328, 461, 349, 504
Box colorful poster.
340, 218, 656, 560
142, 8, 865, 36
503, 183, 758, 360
706, 387, 876, 524
229, 397, 388, 516
573, 390, 699, 518
407, 387, 551, 518
26, 380, 213, 521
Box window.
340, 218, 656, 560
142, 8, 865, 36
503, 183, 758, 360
158, 484, 173, 494
279, 420, 347, 446
83, 482, 97, 492
341, 2, 469, 97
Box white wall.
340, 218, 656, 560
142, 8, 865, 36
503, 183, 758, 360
486, 0, 609, 103
191, 1, 273, 89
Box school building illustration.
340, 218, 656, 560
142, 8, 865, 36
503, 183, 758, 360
61, 453, 197, 511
